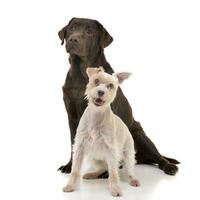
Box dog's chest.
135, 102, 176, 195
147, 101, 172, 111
85, 129, 109, 160
63, 80, 86, 98
62, 74, 88, 114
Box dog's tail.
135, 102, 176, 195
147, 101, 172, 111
163, 156, 180, 164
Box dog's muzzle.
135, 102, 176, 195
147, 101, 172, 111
93, 98, 105, 106
66, 35, 81, 54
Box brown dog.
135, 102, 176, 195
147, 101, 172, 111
58, 17, 180, 176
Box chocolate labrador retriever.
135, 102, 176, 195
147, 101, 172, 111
58, 17, 180, 176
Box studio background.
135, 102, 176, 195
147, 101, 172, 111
0, 0, 199, 199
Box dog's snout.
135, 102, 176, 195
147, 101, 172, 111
98, 90, 104, 97
69, 38, 78, 43
69, 35, 79, 44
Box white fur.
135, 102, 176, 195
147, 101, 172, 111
63, 67, 140, 197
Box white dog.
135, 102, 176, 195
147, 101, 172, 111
63, 67, 140, 197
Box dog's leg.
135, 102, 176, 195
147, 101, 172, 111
130, 121, 179, 175
123, 142, 140, 187
58, 153, 72, 173
83, 160, 108, 179
63, 138, 85, 192
58, 96, 78, 173
108, 165, 122, 197
106, 152, 122, 197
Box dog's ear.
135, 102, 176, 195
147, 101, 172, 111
58, 18, 75, 45
95, 20, 113, 48
102, 28, 113, 48
58, 26, 67, 45
86, 67, 105, 77
114, 72, 132, 84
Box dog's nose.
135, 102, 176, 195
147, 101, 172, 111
69, 35, 79, 43
98, 90, 104, 97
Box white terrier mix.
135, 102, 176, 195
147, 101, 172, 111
63, 67, 140, 197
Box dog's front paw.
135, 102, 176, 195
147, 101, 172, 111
130, 179, 140, 187
63, 184, 75, 192
58, 163, 72, 174
109, 184, 122, 197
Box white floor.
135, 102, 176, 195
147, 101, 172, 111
1, 149, 198, 200
56, 161, 196, 200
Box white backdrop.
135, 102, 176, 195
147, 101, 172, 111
0, 0, 199, 199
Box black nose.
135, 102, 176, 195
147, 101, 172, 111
69, 36, 79, 43
98, 90, 104, 97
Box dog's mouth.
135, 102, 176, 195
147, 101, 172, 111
66, 46, 77, 53
93, 98, 105, 106
66, 47, 86, 57
66, 43, 85, 56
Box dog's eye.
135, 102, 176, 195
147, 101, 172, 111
94, 79, 100, 86
107, 83, 114, 89
86, 28, 93, 35
68, 26, 74, 31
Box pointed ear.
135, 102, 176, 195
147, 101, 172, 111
115, 72, 132, 84
95, 20, 113, 48
86, 67, 105, 78
58, 18, 75, 45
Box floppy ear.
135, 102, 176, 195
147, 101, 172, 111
95, 20, 113, 48
102, 29, 113, 48
58, 26, 67, 45
115, 72, 132, 84
86, 67, 105, 78
58, 18, 75, 45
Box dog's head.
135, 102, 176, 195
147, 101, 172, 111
85, 67, 131, 108
58, 18, 113, 57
